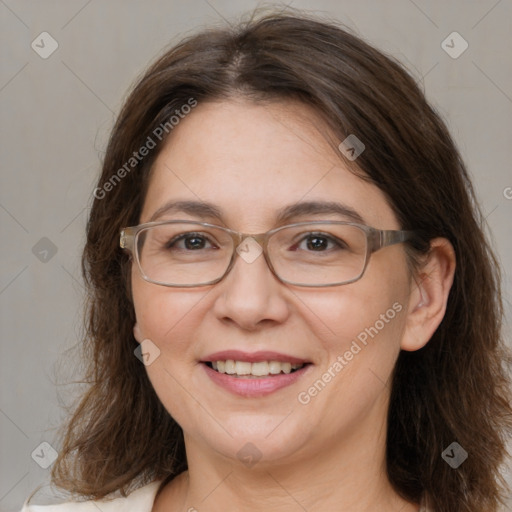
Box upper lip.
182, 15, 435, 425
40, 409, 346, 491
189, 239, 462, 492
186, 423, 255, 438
202, 350, 309, 364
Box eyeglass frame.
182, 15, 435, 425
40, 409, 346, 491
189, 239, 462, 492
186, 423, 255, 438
120, 219, 418, 288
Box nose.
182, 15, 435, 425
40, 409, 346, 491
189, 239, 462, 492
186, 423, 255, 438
211, 239, 290, 331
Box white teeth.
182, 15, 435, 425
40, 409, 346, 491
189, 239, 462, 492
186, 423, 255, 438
251, 361, 269, 376
281, 362, 292, 374
269, 361, 282, 374
235, 361, 252, 375
224, 360, 236, 374
211, 359, 305, 377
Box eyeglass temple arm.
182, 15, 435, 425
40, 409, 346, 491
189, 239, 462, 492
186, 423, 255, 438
376, 229, 417, 250
119, 228, 136, 250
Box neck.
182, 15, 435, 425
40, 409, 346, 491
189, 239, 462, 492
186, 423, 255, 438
153, 398, 420, 512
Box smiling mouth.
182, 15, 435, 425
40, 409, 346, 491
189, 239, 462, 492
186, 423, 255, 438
204, 360, 309, 378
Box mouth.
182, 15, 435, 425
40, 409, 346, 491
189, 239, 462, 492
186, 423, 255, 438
200, 350, 312, 397
203, 360, 308, 378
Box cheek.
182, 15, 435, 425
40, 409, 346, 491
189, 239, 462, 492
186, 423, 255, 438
298, 279, 408, 355
131, 273, 207, 360
131, 279, 211, 426
293, 283, 408, 432
298, 253, 410, 390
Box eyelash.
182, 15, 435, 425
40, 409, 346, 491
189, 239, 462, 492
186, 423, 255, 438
165, 232, 345, 252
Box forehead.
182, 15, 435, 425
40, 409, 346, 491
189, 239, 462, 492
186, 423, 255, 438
141, 99, 399, 231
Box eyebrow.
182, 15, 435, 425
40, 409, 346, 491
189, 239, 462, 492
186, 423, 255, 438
148, 199, 366, 225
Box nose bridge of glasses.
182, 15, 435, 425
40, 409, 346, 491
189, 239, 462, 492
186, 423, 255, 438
235, 231, 269, 249
230, 231, 271, 268
223, 230, 281, 284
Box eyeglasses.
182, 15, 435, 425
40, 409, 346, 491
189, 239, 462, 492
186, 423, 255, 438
120, 220, 417, 288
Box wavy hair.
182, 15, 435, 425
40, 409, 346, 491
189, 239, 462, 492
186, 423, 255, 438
50, 10, 512, 512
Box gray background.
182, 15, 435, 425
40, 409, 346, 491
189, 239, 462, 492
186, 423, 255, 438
1, 1, 511, 511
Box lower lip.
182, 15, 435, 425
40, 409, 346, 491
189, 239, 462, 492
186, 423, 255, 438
202, 363, 311, 398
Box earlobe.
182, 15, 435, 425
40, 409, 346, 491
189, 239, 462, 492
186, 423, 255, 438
401, 238, 456, 351
133, 323, 143, 343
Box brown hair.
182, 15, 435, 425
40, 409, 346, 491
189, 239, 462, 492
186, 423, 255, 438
50, 9, 512, 512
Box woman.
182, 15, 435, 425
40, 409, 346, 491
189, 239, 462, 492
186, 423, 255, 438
22, 10, 512, 512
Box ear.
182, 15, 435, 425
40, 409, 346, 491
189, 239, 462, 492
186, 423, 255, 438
133, 322, 144, 344
401, 238, 456, 351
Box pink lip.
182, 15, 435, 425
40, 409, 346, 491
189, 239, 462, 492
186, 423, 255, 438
201, 362, 312, 398
202, 350, 308, 364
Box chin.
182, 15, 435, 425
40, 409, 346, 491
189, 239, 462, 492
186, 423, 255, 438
193, 415, 315, 466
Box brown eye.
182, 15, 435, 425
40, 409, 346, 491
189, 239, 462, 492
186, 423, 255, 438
166, 233, 215, 251
294, 233, 345, 252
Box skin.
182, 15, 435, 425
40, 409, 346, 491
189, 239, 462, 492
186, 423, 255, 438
130, 99, 456, 512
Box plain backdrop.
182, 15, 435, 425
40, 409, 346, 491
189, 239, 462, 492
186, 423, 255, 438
1, 1, 511, 511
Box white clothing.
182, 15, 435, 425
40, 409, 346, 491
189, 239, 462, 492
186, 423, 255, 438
21, 480, 432, 511
21, 480, 162, 511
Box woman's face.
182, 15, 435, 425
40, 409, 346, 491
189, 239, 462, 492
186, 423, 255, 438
131, 99, 415, 468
